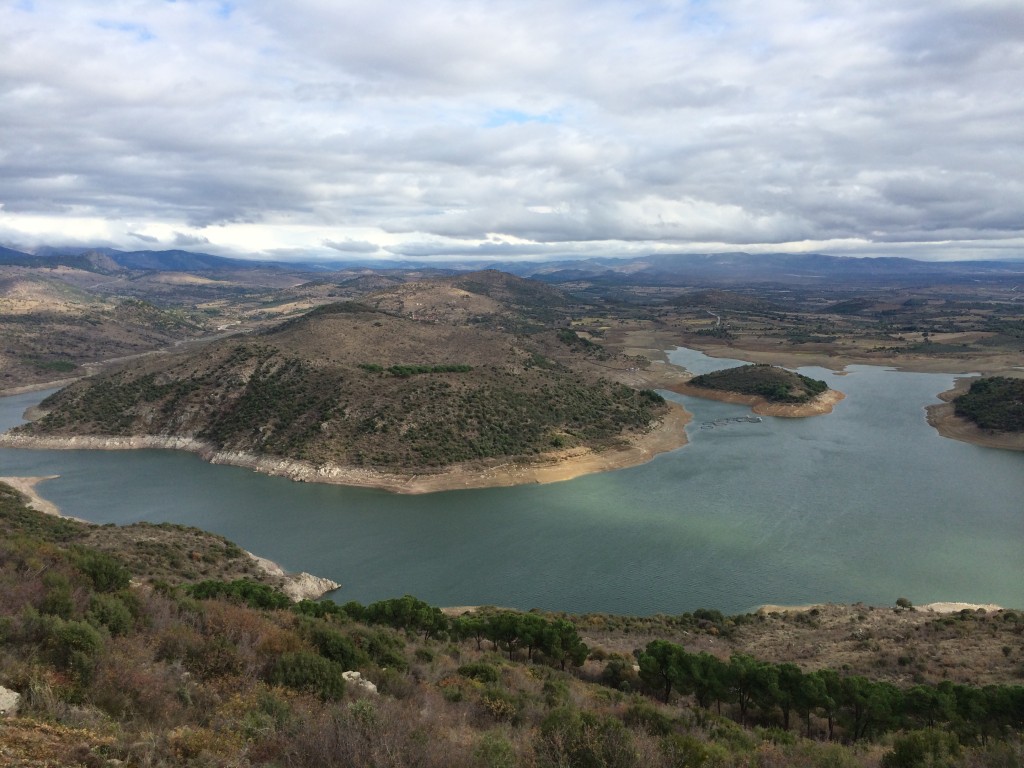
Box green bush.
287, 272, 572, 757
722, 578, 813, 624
459, 662, 501, 684
267, 651, 347, 700
49, 619, 104, 688
306, 622, 367, 669
70, 546, 131, 592
474, 731, 517, 768
86, 593, 134, 636
40, 572, 74, 619
882, 729, 961, 768
185, 579, 291, 609
540, 707, 637, 768
624, 700, 674, 736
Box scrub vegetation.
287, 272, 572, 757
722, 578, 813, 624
15, 275, 669, 472
2, 482, 1023, 767
953, 377, 1024, 432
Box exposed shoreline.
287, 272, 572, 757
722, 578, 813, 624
0, 475, 340, 601
0, 475, 66, 518
0, 401, 692, 494
666, 382, 846, 417
925, 376, 1024, 452
614, 329, 1023, 448
0, 378, 83, 398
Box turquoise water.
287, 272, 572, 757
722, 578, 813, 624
1, 347, 1021, 615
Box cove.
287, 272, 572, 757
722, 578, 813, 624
1, 347, 1021, 615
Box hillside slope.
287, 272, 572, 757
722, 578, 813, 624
1, 482, 1021, 768
0, 270, 207, 390
7, 275, 671, 481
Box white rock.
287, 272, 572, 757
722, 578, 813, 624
0, 685, 20, 716
342, 671, 378, 695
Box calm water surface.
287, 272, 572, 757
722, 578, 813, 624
1, 347, 1021, 615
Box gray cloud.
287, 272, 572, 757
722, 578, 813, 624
1, 0, 1022, 260
172, 232, 211, 247
323, 238, 380, 254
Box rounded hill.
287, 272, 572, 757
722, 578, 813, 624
688, 364, 829, 404
12, 294, 671, 476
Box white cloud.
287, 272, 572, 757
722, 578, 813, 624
0, 0, 1022, 261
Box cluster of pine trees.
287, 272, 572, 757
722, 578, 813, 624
638, 640, 1024, 743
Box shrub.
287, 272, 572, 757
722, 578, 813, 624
39, 572, 74, 619
267, 652, 347, 700
307, 622, 368, 669
474, 731, 517, 768
184, 636, 243, 681
70, 546, 131, 592
540, 707, 637, 768
624, 700, 674, 736
459, 662, 501, 684
86, 593, 134, 636
881, 729, 961, 768
185, 579, 291, 610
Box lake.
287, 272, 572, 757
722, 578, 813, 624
1, 346, 1021, 615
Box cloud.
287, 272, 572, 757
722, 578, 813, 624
0, 0, 1021, 261
322, 238, 380, 254
172, 232, 211, 247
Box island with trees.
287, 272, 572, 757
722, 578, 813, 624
672, 364, 844, 417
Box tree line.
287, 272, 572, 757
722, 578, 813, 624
295, 594, 589, 670
637, 639, 1024, 744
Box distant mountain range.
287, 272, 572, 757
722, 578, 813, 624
0, 245, 285, 274
3, 244, 1023, 286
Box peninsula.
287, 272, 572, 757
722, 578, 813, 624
0, 272, 690, 492
926, 375, 1024, 452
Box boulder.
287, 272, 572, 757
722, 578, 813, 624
342, 671, 378, 695
0, 685, 20, 717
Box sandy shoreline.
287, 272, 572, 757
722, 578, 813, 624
0, 378, 83, 398
667, 383, 845, 417
0, 401, 692, 494
925, 376, 1024, 452
0, 475, 65, 518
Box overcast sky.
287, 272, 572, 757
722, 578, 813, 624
2, 0, 1022, 262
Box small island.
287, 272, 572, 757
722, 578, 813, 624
672, 364, 844, 417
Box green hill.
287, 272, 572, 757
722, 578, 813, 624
689, 364, 828, 403
14, 280, 667, 472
